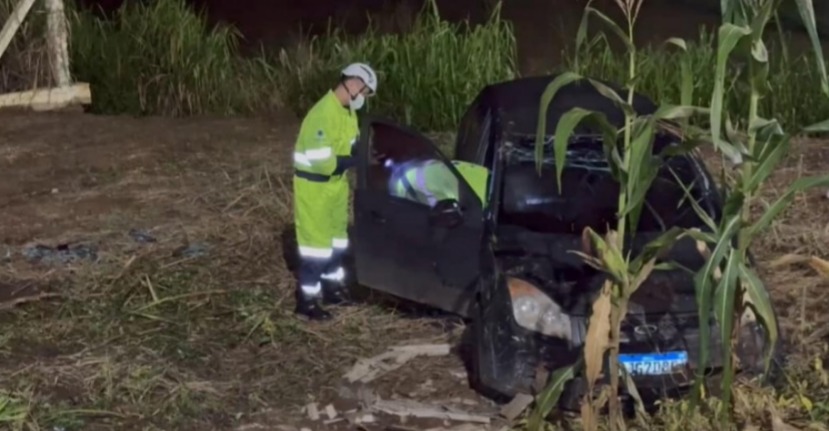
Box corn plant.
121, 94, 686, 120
526, 1, 709, 429
684, 0, 829, 425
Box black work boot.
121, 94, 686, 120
322, 280, 352, 306
294, 290, 332, 321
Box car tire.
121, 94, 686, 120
736, 317, 787, 387
466, 288, 543, 404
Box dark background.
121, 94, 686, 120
75, 0, 829, 74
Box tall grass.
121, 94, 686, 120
64, 0, 516, 131
69, 0, 273, 116
270, 0, 517, 131
562, 27, 829, 130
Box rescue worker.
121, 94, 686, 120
387, 158, 489, 208
292, 62, 378, 321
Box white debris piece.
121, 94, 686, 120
344, 343, 451, 383
371, 398, 491, 424
305, 403, 319, 421
499, 393, 534, 421
354, 413, 376, 424
324, 404, 337, 420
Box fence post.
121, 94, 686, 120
45, 0, 71, 87
0, 0, 38, 62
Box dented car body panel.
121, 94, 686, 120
350, 74, 779, 409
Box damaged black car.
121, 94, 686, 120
327, 74, 782, 410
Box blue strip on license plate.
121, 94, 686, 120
619, 351, 688, 376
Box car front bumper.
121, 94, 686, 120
472, 302, 773, 410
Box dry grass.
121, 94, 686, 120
0, 110, 466, 430
0, 111, 828, 430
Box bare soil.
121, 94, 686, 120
1, 109, 828, 430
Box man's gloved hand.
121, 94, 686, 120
333, 155, 356, 176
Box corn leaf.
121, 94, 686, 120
667, 168, 719, 232
738, 262, 778, 375
794, 0, 829, 96
620, 117, 659, 234
545, 107, 619, 193
690, 215, 741, 405
745, 120, 790, 191
630, 226, 685, 271
535, 72, 585, 175
587, 78, 635, 117
584, 6, 634, 53
747, 175, 829, 244
802, 118, 829, 133
527, 358, 583, 431
710, 24, 752, 162
713, 249, 741, 421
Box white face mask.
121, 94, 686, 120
350, 93, 365, 110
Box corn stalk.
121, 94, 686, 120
526, 1, 709, 429
686, 0, 829, 426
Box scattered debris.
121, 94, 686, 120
353, 413, 375, 424
771, 413, 801, 431
22, 242, 98, 265
0, 291, 61, 311
344, 343, 451, 383
371, 397, 492, 424
425, 425, 502, 431
448, 369, 468, 380
128, 228, 157, 244
499, 393, 534, 421
305, 403, 319, 421
324, 404, 337, 420
1, 246, 11, 263
172, 242, 209, 258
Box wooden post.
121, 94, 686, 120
0, 0, 38, 63
0, 0, 91, 111
45, 0, 71, 87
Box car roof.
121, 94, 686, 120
469, 74, 659, 138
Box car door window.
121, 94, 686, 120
362, 119, 478, 210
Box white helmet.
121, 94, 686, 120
341, 62, 378, 94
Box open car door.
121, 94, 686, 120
351, 117, 485, 318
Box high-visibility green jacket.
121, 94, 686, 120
292, 90, 358, 257
389, 159, 489, 207
292, 90, 358, 181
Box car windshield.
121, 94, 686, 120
495, 132, 711, 235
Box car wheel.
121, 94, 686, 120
736, 318, 787, 387
466, 287, 542, 404
465, 297, 512, 402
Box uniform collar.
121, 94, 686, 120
326, 89, 354, 115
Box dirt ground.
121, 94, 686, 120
1, 109, 829, 430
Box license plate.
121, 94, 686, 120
619, 351, 688, 376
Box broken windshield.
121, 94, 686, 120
496, 133, 706, 235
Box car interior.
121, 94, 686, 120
363, 121, 445, 197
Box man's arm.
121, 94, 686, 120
293, 117, 338, 176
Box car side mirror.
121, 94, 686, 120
429, 199, 463, 229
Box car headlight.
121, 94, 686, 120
507, 277, 572, 340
